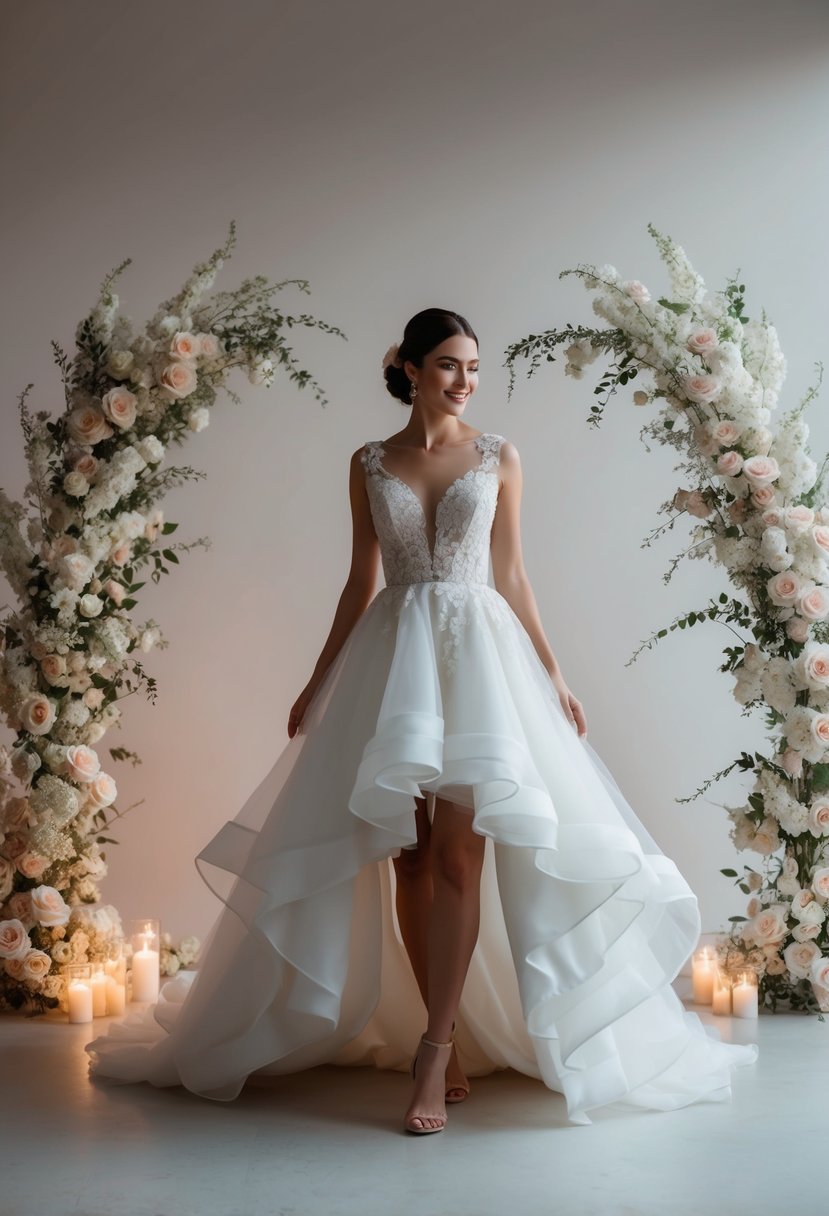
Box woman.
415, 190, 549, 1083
87, 308, 757, 1134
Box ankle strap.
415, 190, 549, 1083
421, 1034, 453, 1048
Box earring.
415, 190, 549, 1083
410, 381, 418, 401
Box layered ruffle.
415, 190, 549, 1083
87, 580, 757, 1122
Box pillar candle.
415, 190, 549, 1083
712, 971, 732, 1016
105, 975, 127, 1016
692, 948, 715, 1004
732, 974, 758, 1018
90, 969, 108, 1017
67, 979, 93, 1024
131, 941, 160, 1002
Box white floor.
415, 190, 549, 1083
0, 984, 824, 1216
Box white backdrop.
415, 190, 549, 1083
1, 0, 828, 942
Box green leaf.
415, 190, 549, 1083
161, 521, 178, 534
161, 549, 179, 564
720, 868, 738, 877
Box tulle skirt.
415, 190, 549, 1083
86, 579, 757, 1125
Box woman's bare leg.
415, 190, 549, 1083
392, 795, 469, 1100
404, 795, 485, 1131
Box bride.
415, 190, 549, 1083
87, 308, 757, 1134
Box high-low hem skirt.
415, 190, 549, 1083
86, 579, 758, 1126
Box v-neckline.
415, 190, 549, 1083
374, 433, 489, 566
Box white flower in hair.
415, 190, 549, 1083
382, 343, 402, 370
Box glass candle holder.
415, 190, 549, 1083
711, 967, 733, 1016
63, 963, 93, 1024
731, 970, 758, 1018
104, 940, 127, 1015
89, 962, 108, 1017
691, 946, 715, 1004
129, 918, 160, 1003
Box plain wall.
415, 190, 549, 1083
2, 0, 829, 943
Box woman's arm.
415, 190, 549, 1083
288, 447, 380, 736
490, 440, 587, 737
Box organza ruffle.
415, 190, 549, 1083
86, 581, 757, 1122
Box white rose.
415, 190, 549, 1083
187, 406, 210, 432
59, 552, 95, 590
78, 594, 104, 618
812, 867, 829, 901
21, 948, 52, 982
30, 885, 71, 927
63, 471, 90, 498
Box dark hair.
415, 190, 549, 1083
384, 308, 478, 405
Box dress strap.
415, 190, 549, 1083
360, 441, 385, 476
476, 433, 505, 473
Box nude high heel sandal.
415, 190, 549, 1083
404, 1034, 453, 1135
445, 1021, 470, 1104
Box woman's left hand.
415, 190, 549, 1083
552, 678, 588, 738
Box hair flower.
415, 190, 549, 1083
382, 343, 401, 370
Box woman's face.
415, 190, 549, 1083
404, 335, 479, 417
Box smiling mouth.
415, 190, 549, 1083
446, 392, 468, 401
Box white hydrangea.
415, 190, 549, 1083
28, 774, 80, 828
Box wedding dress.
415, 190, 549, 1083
86, 431, 758, 1125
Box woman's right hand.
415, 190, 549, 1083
287, 682, 318, 739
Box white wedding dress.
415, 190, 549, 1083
86, 432, 758, 1125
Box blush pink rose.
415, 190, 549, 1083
686, 490, 713, 519
781, 747, 804, 777
813, 717, 829, 748
812, 525, 829, 556
102, 579, 125, 606
199, 333, 220, 358
767, 570, 801, 606
728, 498, 749, 525
684, 374, 722, 404
110, 542, 131, 565
20, 948, 52, 982
812, 867, 829, 900
87, 772, 117, 809
742, 455, 780, 486
762, 508, 784, 528
0, 919, 31, 960
72, 452, 99, 480
747, 904, 788, 945
158, 360, 197, 400
809, 800, 829, 837
712, 419, 741, 445
752, 486, 777, 508
800, 587, 829, 622
101, 386, 138, 429
2, 833, 28, 861
686, 328, 719, 356
784, 505, 815, 534
2, 891, 34, 926
64, 745, 101, 783
717, 450, 743, 477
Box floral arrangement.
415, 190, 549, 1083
0, 221, 343, 1013
504, 223, 829, 1014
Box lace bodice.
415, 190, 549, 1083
361, 432, 505, 588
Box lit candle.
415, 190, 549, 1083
692, 947, 715, 1004
90, 966, 108, 1017
732, 971, 758, 1018
105, 975, 126, 1016
711, 968, 732, 1016
67, 976, 93, 1024
131, 930, 160, 1003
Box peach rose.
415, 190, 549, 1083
0, 919, 31, 960
684, 373, 722, 404
110, 541, 132, 565
64, 744, 101, 783
101, 386, 138, 429
793, 922, 821, 942
66, 404, 114, 447
169, 331, 199, 359
3, 891, 34, 926
19, 693, 57, 736
808, 800, 829, 837
686, 328, 719, 356
742, 455, 780, 486
158, 360, 197, 400
0, 857, 13, 902
799, 586, 829, 622
20, 948, 52, 982
18, 853, 48, 880
717, 450, 743, 477
87, 771, 117, 809
82, 687, 105, 711
102, 579, 125, 606
810, 955, 829, 989
765, 953, 788, 975
30, 885, 70, 927
40, 654, 67, 682
2, 833, 27, 861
